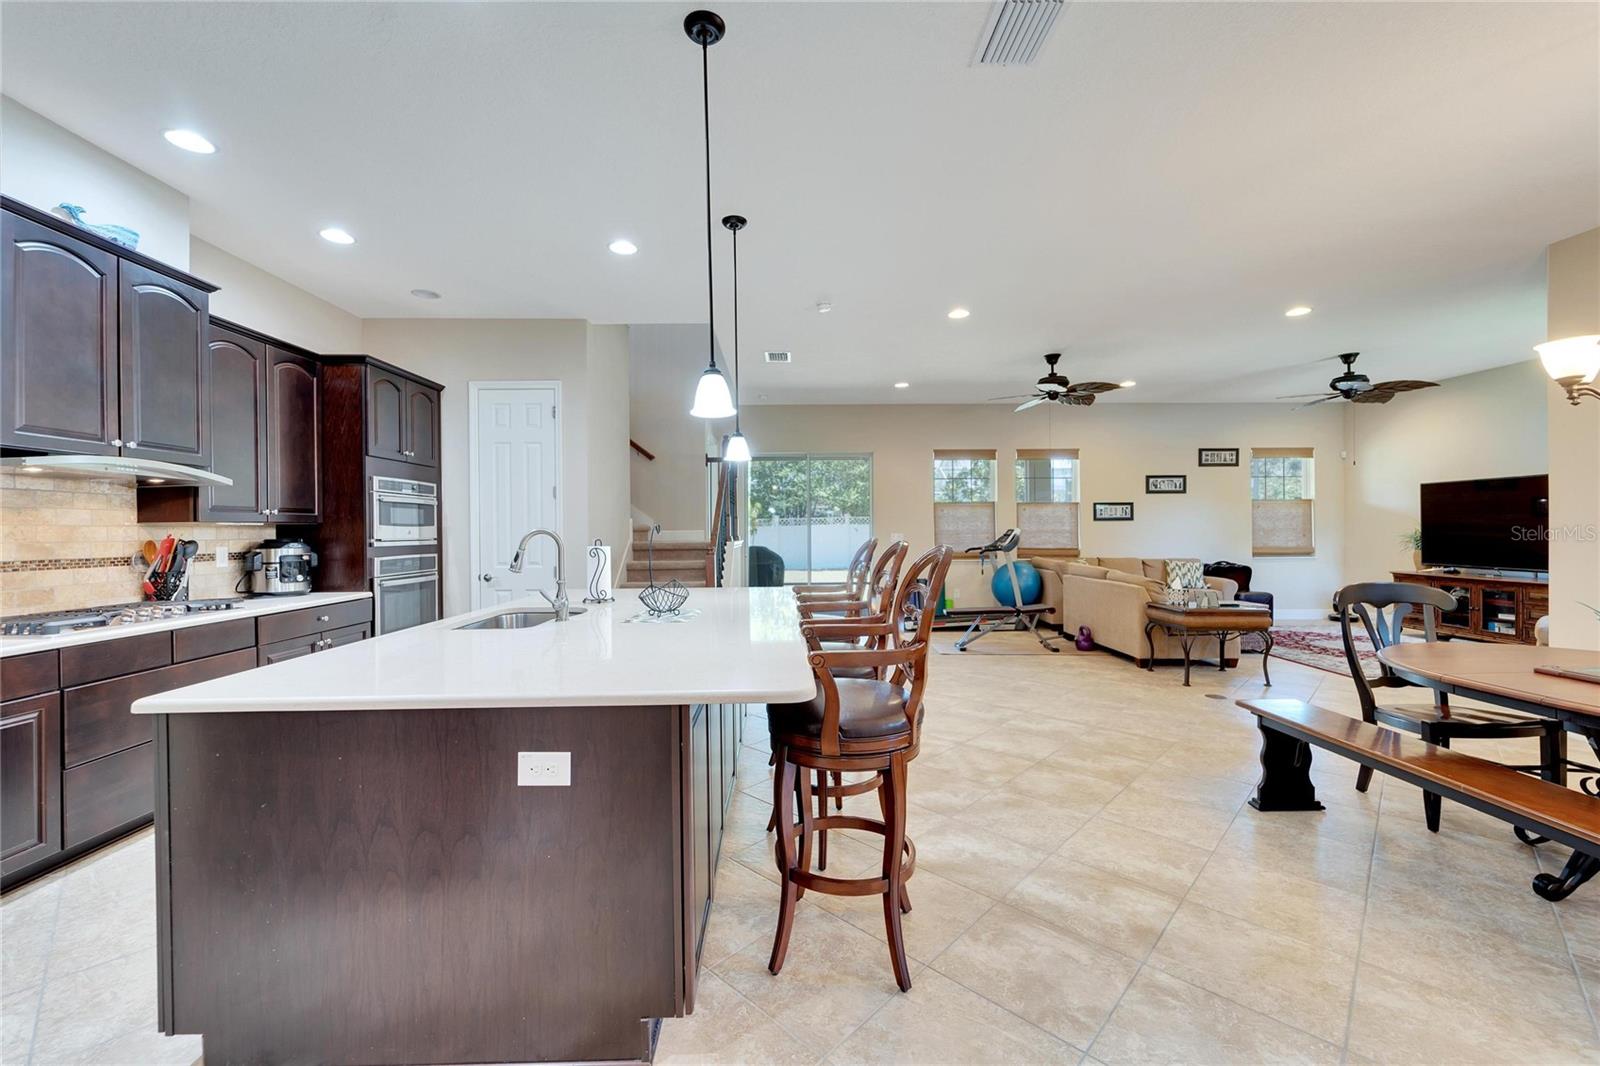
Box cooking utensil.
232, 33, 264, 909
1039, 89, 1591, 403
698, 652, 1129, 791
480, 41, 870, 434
142, 540, 159, 565
156, 535, 175, 573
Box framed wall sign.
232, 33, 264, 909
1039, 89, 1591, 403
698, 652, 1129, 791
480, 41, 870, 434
1145, 475, 1187, 494
1197, 448, 1239, 467
1092, 501, 1135, 521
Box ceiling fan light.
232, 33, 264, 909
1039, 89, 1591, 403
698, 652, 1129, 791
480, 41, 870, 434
723, 431, 752, 463
691, 366, 737, 419
1535, 335, 1600, 384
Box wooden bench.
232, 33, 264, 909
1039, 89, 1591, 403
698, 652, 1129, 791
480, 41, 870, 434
1237, 698, 1600, 901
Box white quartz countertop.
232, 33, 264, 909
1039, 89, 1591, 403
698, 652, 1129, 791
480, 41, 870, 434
132, 588, 816, 713
0, 592, 373, 658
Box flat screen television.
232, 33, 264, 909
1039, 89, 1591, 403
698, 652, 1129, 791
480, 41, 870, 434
1419, 474, 1549, 572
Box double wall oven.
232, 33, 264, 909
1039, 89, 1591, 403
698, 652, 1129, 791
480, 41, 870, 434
371, 476, 440, 633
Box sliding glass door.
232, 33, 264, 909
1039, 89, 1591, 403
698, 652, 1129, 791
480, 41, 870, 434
749, 454, 872, 584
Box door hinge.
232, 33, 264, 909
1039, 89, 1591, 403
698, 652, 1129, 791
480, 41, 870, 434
552, 485, 557, 499
552, 404, 557, 418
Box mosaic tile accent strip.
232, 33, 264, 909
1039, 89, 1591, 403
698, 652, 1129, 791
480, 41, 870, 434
0, 552, 252, 574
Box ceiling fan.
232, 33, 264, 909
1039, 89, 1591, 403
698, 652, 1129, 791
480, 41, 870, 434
1278, 352, 1439, 408
989, 353, 1123, 412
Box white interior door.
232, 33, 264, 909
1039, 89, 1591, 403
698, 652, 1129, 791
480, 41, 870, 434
472, 385, 559, 609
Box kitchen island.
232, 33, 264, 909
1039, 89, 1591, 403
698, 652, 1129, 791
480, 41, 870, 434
132, 588, 814, 1066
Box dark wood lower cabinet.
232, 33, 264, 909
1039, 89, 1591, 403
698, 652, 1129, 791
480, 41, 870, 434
1, 599, 373, 891
155, 697, 744, 1063
1, 692, 62, 876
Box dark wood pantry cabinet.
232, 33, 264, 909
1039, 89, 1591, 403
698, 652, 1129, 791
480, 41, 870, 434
0, 197, 215, 462
266, 347, 321, 521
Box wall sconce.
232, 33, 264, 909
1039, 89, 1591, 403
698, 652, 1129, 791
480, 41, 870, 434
1536, 335, 1600, 405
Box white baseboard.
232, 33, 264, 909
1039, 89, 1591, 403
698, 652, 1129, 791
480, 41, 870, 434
1274, 608, 1329, 621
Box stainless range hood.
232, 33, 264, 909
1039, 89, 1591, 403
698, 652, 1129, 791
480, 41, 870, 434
1, 454, 234, 487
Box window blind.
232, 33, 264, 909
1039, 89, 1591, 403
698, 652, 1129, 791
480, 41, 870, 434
1014, 448, 1080, 460
934, 502, 996, 550
933, 448, 998, 461
1252, 447, 1315, 459
1017, 502, 1079, 550
1252, 500, 1315, 555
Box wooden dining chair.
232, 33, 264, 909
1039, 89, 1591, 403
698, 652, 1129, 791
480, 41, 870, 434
791, 537, 877, 600
1337, 582, 1566, 833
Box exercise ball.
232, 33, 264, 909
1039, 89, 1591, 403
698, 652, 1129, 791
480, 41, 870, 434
991, 561, 1042, 606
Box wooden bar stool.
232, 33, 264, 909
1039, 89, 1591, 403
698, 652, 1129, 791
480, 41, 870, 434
767, 545, 953, 992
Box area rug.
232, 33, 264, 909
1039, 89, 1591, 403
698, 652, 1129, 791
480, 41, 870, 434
1269, 627, 1383, 677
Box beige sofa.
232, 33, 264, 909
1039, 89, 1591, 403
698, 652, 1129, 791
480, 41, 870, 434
1030, 557, 1241, 667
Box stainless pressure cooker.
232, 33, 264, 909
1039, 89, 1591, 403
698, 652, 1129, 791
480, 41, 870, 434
243, 539, 318, 596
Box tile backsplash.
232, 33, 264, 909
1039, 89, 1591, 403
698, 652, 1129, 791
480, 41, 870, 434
0, 472, 275, 614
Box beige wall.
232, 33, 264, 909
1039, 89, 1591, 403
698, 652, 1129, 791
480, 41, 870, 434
1343, 360, 1548, 585
629, 325, 715, 533
191, 239, 363, 353
0, 97, 191, 269
361, 319, 632, 615
740, 402, 1348, 614
1545, 228, 1600, 649
586, 324, 634, 568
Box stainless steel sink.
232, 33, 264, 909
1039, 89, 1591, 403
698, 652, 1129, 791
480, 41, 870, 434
455, 607, 585, 631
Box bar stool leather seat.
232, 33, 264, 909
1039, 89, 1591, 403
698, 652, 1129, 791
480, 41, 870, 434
770, 680, 919, 740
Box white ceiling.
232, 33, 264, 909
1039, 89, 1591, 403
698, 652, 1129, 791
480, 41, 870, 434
2, 2, 1595, 404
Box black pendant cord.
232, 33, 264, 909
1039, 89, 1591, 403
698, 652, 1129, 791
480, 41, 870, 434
701, 42, 717, 372
730, 224, 740, 431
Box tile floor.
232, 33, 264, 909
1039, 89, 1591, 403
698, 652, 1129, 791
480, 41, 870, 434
3, 634, 1598, 1065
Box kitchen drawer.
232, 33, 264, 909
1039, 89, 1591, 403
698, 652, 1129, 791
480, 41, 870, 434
63, 741, 154, 848
60, 631, 171, 687
257, 599, 372, 646
1, 650, 59, 700
173, 617, 256, 663
64, 647, 256, 767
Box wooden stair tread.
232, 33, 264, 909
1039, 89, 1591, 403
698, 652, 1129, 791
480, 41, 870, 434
1238, 699, 1600, 845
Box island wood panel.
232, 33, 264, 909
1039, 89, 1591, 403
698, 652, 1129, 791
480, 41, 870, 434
160, 703, 684, 1065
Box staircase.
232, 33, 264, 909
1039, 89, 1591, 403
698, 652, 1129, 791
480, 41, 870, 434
620, 525, 712, 588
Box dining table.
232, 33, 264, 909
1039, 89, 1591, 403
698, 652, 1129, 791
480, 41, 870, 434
1377, 642, 1600, 899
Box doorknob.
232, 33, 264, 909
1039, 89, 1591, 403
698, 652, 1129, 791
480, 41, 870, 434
480, 573, 493, 582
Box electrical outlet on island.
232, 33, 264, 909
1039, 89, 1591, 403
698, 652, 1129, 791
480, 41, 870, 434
517, 751, 572, 787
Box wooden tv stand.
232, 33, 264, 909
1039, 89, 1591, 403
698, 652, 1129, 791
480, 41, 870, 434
1389, 570, 1548, 645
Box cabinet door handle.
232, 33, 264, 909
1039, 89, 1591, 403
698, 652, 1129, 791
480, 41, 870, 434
127, 440, 138, 448
112, 438, 124, 447
317, 615, 330, 623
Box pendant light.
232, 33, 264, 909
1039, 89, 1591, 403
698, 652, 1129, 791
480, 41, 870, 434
686, 10, 737, 420
721, 214, 752, 463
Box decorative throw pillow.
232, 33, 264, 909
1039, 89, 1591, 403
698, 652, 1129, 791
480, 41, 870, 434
1166, 558, 1205, 589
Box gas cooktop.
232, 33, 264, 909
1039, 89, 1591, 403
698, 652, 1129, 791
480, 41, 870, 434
0, 598, 245, 637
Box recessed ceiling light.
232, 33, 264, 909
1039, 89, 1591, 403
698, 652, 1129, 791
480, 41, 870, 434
163, 129, 215, 154
319, 227, 356, 245
410, 289, 441, 300
608, 238, 638, 256
947, 307, 971, 320
893, 382, 910, 389
1120, 380, 1137, 388
816, 302, 833, 314
1285, 305, 1312, 317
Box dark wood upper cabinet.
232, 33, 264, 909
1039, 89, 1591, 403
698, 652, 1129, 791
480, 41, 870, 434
405, 380, 440, 467
0, 211, 120, 454
1, 692, 63, 877
118, 262, 209, 467
199, 325, 269, 522
366, 369, 408, 462
267, 348, 321, 522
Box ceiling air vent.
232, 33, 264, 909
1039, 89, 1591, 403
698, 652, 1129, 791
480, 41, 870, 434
764, 351, 792, 364
974, 0, 1065, 66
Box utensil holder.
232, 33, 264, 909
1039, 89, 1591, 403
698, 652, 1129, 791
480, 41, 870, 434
148, 571, 189, 602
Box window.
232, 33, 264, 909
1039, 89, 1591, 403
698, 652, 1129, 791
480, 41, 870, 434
748, 454, 872, 584
1014, 448, 1079, 552
933, 449, 996, 549
1251, 447, 1315, 555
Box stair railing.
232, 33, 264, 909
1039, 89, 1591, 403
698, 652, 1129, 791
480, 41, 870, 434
705, 454, 738, 588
